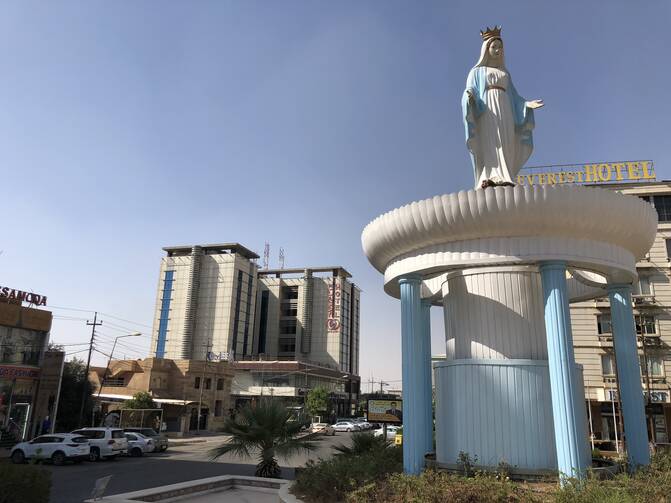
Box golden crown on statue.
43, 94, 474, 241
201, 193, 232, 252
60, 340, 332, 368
480, 26, 502, 41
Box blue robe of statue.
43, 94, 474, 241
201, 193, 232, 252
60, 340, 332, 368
461, 66, 535, 187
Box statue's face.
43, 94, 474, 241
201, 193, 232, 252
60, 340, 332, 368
488, 39, 503, 58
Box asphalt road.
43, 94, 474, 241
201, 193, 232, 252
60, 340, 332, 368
36, 432, 351, 503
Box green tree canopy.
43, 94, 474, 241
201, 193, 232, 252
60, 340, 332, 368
55, 357, 94, 431
305, 386, 329, 418
122, 391, 156, 410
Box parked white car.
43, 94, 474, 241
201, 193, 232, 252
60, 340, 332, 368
332, 421, 360, 432
71, 427, 128, 461
373, 425, 400, 440
310, 423, 336, 436
354, 419, 372, 430
124, 432, 154, 457
10, 433, 90, 465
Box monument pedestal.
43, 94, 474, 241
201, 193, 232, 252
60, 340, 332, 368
362, 185, 657, 476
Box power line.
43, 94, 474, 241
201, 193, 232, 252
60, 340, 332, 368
98, 312, 152, 330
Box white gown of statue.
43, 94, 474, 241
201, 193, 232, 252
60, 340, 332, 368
476, 67, 520, 186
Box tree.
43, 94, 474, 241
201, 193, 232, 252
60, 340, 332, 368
55, 358, 94, 431
209, 400, 316, 478
333, 431, 391, 457
305, 387, 329, 418
122, 391, 156, 410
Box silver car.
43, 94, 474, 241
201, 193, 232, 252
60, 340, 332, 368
332, 421, 360, 432
124, 432, 154, 457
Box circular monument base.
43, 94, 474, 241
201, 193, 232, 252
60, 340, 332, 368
434, 359, 589, 472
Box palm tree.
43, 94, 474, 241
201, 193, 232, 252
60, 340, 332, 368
209, 400, 317, 478
333, 431, 391, 457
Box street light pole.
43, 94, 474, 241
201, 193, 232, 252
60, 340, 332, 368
94, 332, 142, 425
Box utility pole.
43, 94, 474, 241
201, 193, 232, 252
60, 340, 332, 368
78, 312, 102, 428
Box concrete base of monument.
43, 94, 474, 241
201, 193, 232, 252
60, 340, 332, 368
434, 359, 589, 473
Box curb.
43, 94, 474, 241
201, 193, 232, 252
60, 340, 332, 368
279, 481, 304, 503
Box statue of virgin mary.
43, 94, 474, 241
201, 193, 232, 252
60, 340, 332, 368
462, 27, 543, 189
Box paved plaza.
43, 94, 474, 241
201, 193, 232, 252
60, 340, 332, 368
37, 432, 349, 503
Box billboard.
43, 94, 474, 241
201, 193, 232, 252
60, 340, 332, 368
367, 399, 403, 424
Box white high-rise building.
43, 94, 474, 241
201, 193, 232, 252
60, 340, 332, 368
150, 245, 361, 374
254, 267, 360, 374
150, 243, 259, 360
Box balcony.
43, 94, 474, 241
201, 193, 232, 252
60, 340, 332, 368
632, 295, 657, 307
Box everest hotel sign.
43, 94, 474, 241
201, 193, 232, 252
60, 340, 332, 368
517, 160, 655, 186
0, 285, 47, 306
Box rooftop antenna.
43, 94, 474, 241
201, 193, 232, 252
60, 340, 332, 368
263, 242, 270, 269
279, 247, 285, 269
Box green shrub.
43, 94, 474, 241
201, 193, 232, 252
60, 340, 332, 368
333, 432, 391, 457
347, 470, 542, 503
293, 445, 402, 502
554, 452, 671, 503
0, 463, 51, 503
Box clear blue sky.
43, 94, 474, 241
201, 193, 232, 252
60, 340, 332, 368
1, 1, 669, 387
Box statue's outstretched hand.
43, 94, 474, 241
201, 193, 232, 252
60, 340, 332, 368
526, 99, 544, 109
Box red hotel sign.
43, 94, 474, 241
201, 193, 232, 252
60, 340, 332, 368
0, 286, 47, 306
0, 365, 40, 379
327, 279, 341, 332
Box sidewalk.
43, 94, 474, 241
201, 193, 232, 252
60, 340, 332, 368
168, 433, 231, 446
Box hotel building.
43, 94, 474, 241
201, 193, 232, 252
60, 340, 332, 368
149, 245, 361, 416
574, 180, 671, 448
150, 243, 260, 361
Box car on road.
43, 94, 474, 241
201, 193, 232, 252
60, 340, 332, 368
10, 433, 90, 465
332, 421, 360, 432
124, 432, 155, 457
123, 427, 168, 452
71, 427, 128, 461
373, 425, 400, 440
310, 422, 336, 436
353, 418, 372, 430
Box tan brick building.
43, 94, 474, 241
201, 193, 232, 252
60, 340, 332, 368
90, 357, 234, 434
0, 298, 64, 441
570, 181, 671, 450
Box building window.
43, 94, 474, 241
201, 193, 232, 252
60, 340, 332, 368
597, 314, 612, 335
282, 286, 299, 300
258, 290, 269, 354
217, 378, 224, 390
215, 400, 222, 417
242, 273, 254, 356
279, 338, 296, 353
195, 377, 201, 389
601, 354, 616, 376
635, 315, 656, 335
231, 270, 244, 357
279, 319, 297, 335
641, 355, 664, 377
281, 304, 298, 317
653, 195, 671, 222
205, 378, 211, 390
666, 239, 671, 261
633, 275, 652, 296
155, 269, 175, 359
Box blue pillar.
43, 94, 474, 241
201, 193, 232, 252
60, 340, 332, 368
399, 274, 424, 474
608, 284, 650, 469
420, 300, 434, 455
540, 261, 587, 480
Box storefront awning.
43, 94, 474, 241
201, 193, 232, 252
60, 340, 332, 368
96, 393, 195, 406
